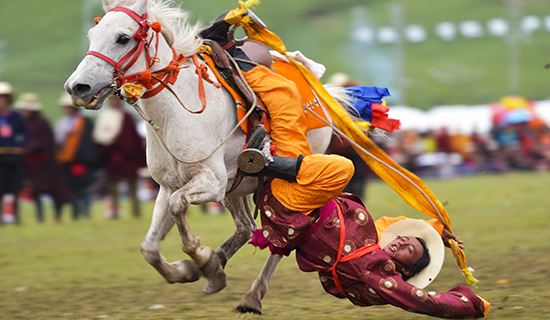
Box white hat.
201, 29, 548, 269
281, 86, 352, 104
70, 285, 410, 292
327, 72, 351, 87
0, 81, 13, 95
58, 92, 74, 107
380, 219, 445, 289
15, 92, 42, 111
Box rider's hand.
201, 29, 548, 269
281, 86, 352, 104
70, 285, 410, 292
442, 228, 464, 249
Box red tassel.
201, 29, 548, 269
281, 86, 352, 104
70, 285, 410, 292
93, 16, 102, 25
371, 103, 401, 132
149, 21, 162, 33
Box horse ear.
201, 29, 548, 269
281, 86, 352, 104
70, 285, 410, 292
101, 0, 118, 12
132, 0, 148, 15
101, 0, 145, 13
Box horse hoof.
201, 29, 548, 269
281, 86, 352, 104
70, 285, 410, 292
237, 292, 262, 314
200, 253, 227, 294
236, 304, 262, 315
167, 260, 201, 284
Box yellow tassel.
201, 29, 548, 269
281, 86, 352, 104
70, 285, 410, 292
449, 239, 480, 287
198, 44, 212, 55
244, 0, 261, 9
121, 83, 145, 99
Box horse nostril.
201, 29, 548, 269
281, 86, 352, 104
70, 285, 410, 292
72, 83, 92, 96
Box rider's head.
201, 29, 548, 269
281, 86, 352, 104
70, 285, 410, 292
379, 219, 444, 288
383, 236, 430, 280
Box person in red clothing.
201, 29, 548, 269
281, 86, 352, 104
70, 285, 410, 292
17, 93, 70, 223
93, 96, 146, 218
250, 183, 490, 319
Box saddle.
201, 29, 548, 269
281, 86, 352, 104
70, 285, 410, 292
200, 40, 330, 136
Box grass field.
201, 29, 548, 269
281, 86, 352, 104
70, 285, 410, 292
1, 172, 549, 319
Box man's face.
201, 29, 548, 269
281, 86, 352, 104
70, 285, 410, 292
383, 235, 424, 266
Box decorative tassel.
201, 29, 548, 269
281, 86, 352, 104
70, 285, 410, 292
371, 103, 401, 132
244, 0, 262, 8
148, 21, 162, 33
121, 83, 145, 99
449, 239, 479, 287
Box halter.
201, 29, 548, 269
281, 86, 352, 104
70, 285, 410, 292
87, 7, 219, 113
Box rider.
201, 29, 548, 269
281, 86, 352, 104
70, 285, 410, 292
200, 11, 354, 214
250, 187, 491, 318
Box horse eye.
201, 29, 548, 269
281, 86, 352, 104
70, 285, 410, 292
116, 34, 131, 45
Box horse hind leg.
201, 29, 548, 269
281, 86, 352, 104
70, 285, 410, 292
217, 196, 257, 267
140, 187, 201, 284
237, 254, 283, 314
169, 180, 228, 294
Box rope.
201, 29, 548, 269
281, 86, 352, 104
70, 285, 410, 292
131, 60, 259, 164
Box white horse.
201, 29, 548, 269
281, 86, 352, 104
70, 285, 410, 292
65, 0, 347, 306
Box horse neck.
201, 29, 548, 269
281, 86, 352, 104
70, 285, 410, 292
138, 61, 241, 160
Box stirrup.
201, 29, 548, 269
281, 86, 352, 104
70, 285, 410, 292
238, 148, 268, 174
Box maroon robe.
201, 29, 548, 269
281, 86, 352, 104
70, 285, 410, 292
251, 180, 488, 319
23, 112, 69, 201
99, 112, 145, 181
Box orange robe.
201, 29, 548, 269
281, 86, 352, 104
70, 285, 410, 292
243, 65, 354, 213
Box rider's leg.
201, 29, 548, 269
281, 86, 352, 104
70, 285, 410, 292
242, 65, 312, 158
242, 65, 354, 212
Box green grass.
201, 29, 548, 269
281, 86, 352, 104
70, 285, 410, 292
1, 172, 549, 319
0, 0, 550, 120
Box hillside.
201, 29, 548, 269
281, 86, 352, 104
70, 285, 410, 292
0, 0, 549, 119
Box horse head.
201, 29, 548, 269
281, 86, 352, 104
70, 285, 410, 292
64, 0, 175, 110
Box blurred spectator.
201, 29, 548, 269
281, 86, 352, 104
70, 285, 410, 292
0, 82, 26, 225
93, 96, 145, 219
493, 124, 529, 170
327, 72, 358, 87
56, 93, 99, 220
17, 93, 70, 223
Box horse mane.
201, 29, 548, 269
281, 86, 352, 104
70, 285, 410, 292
146, 0, 203, 57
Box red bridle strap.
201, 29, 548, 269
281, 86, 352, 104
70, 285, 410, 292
86, 7, 150, 85
85, 6, 219, 114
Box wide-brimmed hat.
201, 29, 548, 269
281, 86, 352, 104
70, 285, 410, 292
327, 72, 351, 87
380, 219, 445, 289
15, 92, 42, 111
0, 81, 13, 95
58, 92, 74, 107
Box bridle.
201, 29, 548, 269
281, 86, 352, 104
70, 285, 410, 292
83, 5, 259, 167
87, 6, 219, 113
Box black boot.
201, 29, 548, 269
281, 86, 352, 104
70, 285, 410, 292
237, 126, 304, 182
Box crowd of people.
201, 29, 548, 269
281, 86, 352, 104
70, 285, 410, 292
0, 81, 146, 225
2, 78, 548, 224
373, 122, 550, 179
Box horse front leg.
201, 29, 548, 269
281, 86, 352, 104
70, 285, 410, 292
140, 186, 201, 284
237, 254, 283, 314
217, 196, 257, 267
168, 173, 228, 294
